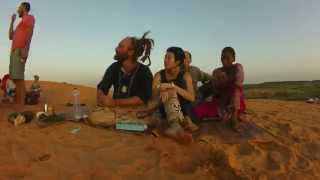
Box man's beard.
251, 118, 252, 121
114, 52, 129, 62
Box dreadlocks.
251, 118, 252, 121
129, 31, 154, 66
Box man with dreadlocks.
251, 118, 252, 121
89, 32, 155, 127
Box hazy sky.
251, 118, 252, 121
1, 0, 319, 87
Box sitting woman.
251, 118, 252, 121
193, 47, 246, 129
153, 47, 198, 144
25, 75, 41, 105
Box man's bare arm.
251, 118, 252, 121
8, 14, 16, 40
114, 97, 144, 107
97, 89, 144, 107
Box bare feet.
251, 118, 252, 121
165, 123, 193, 144
181, 116, 199, 132
176, 130, 193, 144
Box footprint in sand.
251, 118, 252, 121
301, 142, 320, 161
276, 123, 292, 134
295, 155, 312, 171
273, 123, 295, 142
238, 143, 262, 157
208, 148, 248, 180
227, 143, 264, 175
266, 151, 282, 171
254, 141, 293, 172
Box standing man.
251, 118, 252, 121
8, 2, 35, 105
97, 32, 154, 108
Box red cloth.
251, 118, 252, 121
1, 74, 10, 91
194, 88, 246, 119
194, 63, 246, 120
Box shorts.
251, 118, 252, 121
9, 49, 25, 80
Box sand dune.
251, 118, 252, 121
0, 81, 319, 179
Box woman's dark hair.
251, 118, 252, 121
222, 47, 236, 58
166, 47, 185, 66
129, 31, 154, 66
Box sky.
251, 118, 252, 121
1, 0, 319, 87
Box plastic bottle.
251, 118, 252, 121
72, 88, 82, 120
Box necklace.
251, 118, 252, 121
116, 64, 141, 98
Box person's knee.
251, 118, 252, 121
88, 108, 116, 127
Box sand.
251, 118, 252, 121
0, 81, 319, 180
